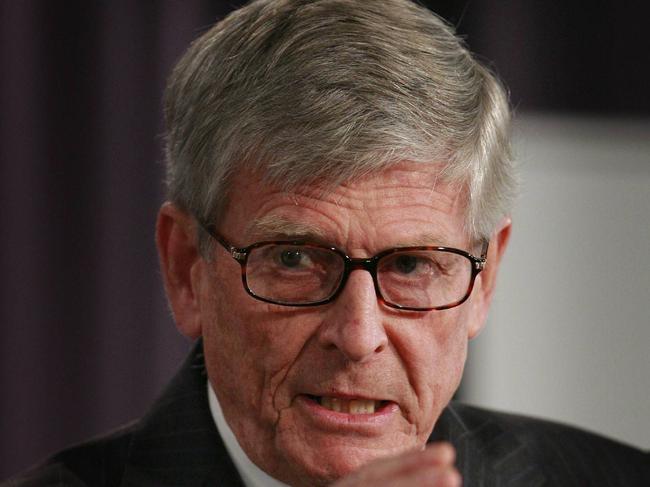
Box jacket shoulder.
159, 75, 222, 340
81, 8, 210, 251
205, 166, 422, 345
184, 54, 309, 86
2, 421, 136, 487
437, 402, 649, 485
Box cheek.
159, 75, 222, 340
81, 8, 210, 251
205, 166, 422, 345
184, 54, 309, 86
427, 310, 471, 389
389, 310, 470, 428
202, 270, 319, 421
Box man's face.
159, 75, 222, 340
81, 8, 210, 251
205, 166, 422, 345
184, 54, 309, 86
182, 162, 497, 486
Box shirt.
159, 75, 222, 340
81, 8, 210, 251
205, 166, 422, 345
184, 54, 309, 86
208, 381, 290, 487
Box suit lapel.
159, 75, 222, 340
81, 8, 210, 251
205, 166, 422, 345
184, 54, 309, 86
431, 403, 547, 486
119, 342, 245, 487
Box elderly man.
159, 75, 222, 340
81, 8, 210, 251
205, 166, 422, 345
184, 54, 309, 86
5, 0, 648, 486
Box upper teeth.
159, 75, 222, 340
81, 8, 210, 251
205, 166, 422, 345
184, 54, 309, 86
320, 397, 380, 414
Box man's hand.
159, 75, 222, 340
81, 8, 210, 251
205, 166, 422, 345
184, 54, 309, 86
331, 443, 461, 486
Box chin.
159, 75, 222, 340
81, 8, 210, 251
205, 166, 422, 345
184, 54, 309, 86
277, 441, 410, 486
282, 457, 366, 487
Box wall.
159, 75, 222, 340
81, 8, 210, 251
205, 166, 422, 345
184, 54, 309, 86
463, 114, 650, 449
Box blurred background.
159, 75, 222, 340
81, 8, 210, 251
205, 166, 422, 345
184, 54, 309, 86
1, 0, 648, 479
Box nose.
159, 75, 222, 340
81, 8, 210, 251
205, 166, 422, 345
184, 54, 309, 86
317, 269, 388, 362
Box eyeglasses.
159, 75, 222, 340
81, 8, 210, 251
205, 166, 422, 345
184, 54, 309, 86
201, 224, 488, 312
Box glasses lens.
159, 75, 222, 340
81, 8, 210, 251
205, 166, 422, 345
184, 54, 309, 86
377, 249, 472, 309
245, 243, 344, 304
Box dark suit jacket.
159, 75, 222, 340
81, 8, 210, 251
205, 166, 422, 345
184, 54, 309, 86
4, 343, 648, 486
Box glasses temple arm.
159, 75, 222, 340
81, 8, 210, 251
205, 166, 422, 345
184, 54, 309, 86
480, 240, 489, 259
198, 221, 236, 253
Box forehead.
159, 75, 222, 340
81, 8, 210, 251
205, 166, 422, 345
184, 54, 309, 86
220, 162, 469, 249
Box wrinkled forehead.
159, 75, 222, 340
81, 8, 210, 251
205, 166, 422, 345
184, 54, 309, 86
219, 161, 471, 244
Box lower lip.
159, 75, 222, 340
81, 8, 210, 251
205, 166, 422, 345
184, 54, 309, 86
295, 395, 399, 430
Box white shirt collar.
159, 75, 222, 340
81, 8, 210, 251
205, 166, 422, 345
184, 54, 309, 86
207, 381, 290, 487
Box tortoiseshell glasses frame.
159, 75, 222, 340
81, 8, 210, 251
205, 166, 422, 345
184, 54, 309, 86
201, 223, 488, 312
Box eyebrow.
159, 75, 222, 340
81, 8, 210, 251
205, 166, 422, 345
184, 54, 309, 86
399, 232, 450, 247
246, 215, 328, 242
247, 215, 462, 249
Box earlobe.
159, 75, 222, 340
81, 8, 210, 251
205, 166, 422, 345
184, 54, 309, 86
156, 202, 204, 339
467, 217, 512, 339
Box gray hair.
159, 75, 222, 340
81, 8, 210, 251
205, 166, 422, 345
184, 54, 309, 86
163, 0, 517, 251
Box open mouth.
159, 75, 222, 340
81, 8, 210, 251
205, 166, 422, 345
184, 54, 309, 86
306, 395, 390, 414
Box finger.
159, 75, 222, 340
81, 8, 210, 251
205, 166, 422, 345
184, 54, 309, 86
407, 464, 461, 487
334, 462, 461, 487
331, 444, 459, 486
363, 442, 456, 478
424, 442, 456, 466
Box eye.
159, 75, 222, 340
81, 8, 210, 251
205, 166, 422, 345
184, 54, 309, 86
380, 251, 442, 279
279, 249, 304, 268
394, 254, 418, 274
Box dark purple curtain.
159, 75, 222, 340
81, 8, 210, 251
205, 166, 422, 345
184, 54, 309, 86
0, 0, 243, 478
1, 0, 647, 479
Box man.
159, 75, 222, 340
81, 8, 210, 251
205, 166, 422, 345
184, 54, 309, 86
4, 0, 648, 486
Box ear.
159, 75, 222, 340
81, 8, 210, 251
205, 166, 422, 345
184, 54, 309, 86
156, 202, 204, 339
467, 217, 512, 339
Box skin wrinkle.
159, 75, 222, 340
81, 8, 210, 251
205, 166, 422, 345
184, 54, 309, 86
268, 328, 318, 429
273, 333, 416, 455
204, 263, 281, 423
248, 187, 463, 253
386, 324, 430, 437
183, 161, 501, 486
166, 1, 516, 250
386, 302, 470, 438
260, 306, 305, 422
381, 337, 420, 437
246, 206, 469, 250
247, 216, 327, 242
158, 2, 517, 482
